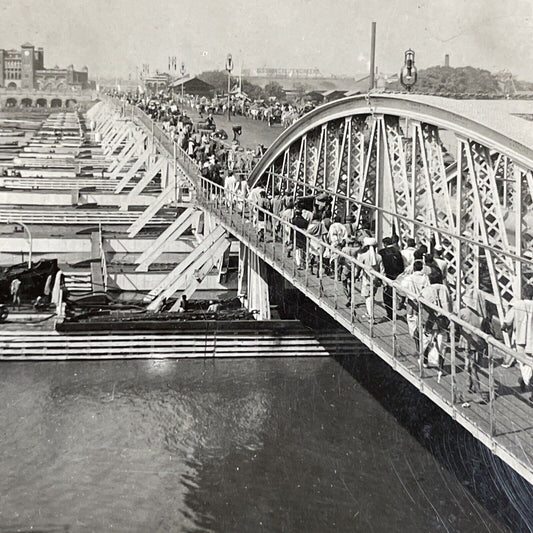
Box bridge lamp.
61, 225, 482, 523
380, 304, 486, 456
226, 53, 234, 121
400, 49, 417, 92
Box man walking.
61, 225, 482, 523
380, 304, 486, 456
459, 291, 487, 400
399, 260, 429, 349
502, 284, 533, 402
291, 208, 309, 269
378, 237, 405, 320
10, 278, 21, 310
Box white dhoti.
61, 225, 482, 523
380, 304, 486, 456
518, 349, 533, 386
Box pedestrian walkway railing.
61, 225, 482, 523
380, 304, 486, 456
198, 175, 531, 439
102, 95, 533, 481
119, 101, 201, 180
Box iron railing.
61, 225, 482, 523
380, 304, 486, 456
103, 96, 533, 483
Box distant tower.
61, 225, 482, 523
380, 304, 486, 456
444, 54, 450, 68
21, 42, 35, 89
35, 47, 44, 70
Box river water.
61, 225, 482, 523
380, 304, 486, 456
1, 350, 532, 533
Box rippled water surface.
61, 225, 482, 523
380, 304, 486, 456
1, 352, 532, 532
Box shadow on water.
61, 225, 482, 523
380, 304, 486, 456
333, 350, 533, 533
269, 282, 533, 532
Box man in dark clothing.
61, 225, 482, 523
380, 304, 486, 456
390, 234, 401, 253
424, 254, 443, 284
291, 209, 309, 269
344, 215, 357, 239
232, 125, 242, 142
206, 114, 215, 129
271, 190, 283, 241
378, 236, 405, 319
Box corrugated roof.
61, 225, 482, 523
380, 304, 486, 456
169, 75, 192, 87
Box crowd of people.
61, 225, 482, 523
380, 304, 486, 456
108, 88, 533, 407
179, 94, 315, 128
219, 183, 533, 406
115, 90, 268, 185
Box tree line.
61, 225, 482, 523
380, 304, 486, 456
198, 66, 530, 100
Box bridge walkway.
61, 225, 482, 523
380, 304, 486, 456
118, 99, 533, 484
195, 177, 533, 485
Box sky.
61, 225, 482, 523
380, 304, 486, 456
0, 0, 531, 81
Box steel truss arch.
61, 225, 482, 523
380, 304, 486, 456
249, 94, 533, 330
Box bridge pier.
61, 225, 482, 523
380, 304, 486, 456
238, 243, 271, 320
145, 225, 230, 311
135, 207, 198, 272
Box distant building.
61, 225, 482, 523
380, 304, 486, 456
0, 43, 89, 90
243, 67, 366, 94
303, 89, 348, 105
140, 73, 215, 97
142, 72, 173, 92
169, 76, 215, 97
243, 67, 323, 79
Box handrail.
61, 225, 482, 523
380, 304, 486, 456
261, 171, 533, 268
195, 173, 528, 368
109, 96, 527, 366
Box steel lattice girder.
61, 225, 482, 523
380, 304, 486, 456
249, 95, 533, 333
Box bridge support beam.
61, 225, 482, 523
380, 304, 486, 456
99, 115, 122, 147
145, 225, 228, 311
104, 121, 132, 157
107, 135, 136, 173
127, 181, 177, 238
238, 243, 271, 320
109, 134, 146, 180
375, 115, 395, 242
168, 236, 231, 311
101, 119, 125, 153
122, 156, 166, 208
114, 148, 152, 194
127, 158, 185, 236
135, 206, 198, 272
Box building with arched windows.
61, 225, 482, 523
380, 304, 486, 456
0, 43, 90, 91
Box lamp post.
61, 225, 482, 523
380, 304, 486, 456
226, 53, 233, 121
400, 49, 417, 92
8, 220, 32, 268
180, 62, 186, 103
369, 22, 376, 91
